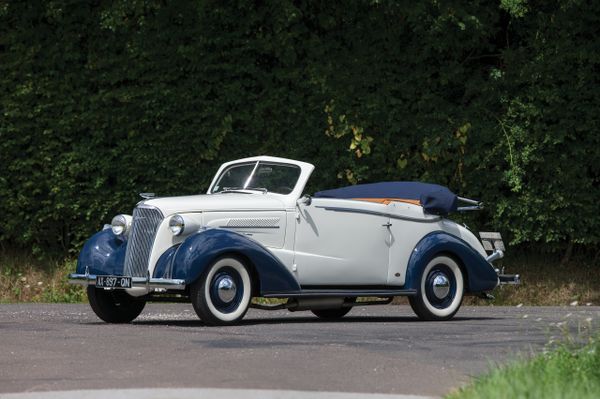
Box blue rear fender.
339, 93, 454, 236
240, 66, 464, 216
76, 228, 127, 275
168, 228, 301, 296
404, 232, 498, 293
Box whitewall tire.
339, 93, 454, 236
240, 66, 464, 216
408, 255, 464, 321
190, 257, 252, 326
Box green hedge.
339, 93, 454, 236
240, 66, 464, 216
1, 1, 598, 256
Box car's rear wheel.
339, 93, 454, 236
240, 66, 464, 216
190, 256, 252, 326
409, 255, 464, 321
87, 286, 146, 323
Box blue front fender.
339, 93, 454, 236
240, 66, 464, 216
404, 232, 498, 293
76, 228, 127, 275
168, 228, 301, 295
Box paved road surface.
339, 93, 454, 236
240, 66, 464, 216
0, 304, 598, 397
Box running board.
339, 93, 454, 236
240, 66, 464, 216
250, 297, 394, 311
263, 288, 417, 299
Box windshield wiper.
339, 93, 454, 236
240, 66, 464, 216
221, 187, 268, 194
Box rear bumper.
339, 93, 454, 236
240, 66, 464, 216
498, 273, 520, 285
68, 273, 186, 290
485, 249, 504, 263
484, 249, 520, 285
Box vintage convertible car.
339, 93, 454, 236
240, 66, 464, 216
69, 155, 519, 325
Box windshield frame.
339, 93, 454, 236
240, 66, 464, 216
210, 161, 302, 195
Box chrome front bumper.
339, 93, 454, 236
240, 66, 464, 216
68, 273, 186, 290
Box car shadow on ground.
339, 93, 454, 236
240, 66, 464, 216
120, 315, 499, 328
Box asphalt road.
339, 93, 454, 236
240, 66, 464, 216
0, 303, 598, 397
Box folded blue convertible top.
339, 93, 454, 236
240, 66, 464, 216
314, 182, 458, 215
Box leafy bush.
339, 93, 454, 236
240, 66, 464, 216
0, 1, 598, 256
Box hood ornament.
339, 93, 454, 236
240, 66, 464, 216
139, 192, 156, 199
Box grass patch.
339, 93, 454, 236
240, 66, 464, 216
464, 252, 599, 306
447, 332, 600, 399
0, 251, 86, 303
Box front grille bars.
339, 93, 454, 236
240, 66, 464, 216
123, 205, 163, 277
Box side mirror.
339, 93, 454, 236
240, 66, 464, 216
297, 194, 312, 206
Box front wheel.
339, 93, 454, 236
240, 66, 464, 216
409, 255, 464, 321
190, 256, 252, 326
87, 286, 146, 323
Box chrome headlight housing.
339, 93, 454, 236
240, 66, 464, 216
169, 214, 185, 236
168, 213, 202, 236
111, 214, 132, 236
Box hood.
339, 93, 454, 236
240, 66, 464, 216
141, 193, 287, 216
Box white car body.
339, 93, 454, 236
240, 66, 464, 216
142, 156, 485, 287
70, 155, 516, 324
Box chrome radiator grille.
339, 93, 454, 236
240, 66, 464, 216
123, 206, 163, 277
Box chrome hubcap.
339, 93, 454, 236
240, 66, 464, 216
432, 273, 450, 299
216, 276, 237, 303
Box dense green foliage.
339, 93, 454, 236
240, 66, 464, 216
447, 333, 600, 399
1, 0, 598, 255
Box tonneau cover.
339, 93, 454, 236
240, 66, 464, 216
314, 182, 458, 215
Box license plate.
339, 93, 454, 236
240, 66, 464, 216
96, 275, 132, 288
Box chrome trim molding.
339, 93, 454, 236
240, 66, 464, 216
68, 273, 186, 290
315, 205, 442, 223
226, 217, 281, 228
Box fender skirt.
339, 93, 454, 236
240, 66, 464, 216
168, 228, 301, 295
404, 232, 498, 293
76, 228, 127, 275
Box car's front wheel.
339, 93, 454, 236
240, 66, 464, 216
190, 256, 252, 326
408, 255, 464, 321
87, 286, 146, 323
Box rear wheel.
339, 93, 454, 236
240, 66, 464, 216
190, 257, 252, 326
87, 286, 146, 323
409, 255, 464, 321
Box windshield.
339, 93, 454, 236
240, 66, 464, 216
211, 162, 301, 195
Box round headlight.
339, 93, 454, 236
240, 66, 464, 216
169, 214, 185, 236
111, 214, 129, 236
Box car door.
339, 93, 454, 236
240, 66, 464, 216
293, 198, 391, 286
385, 201, 445, 286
